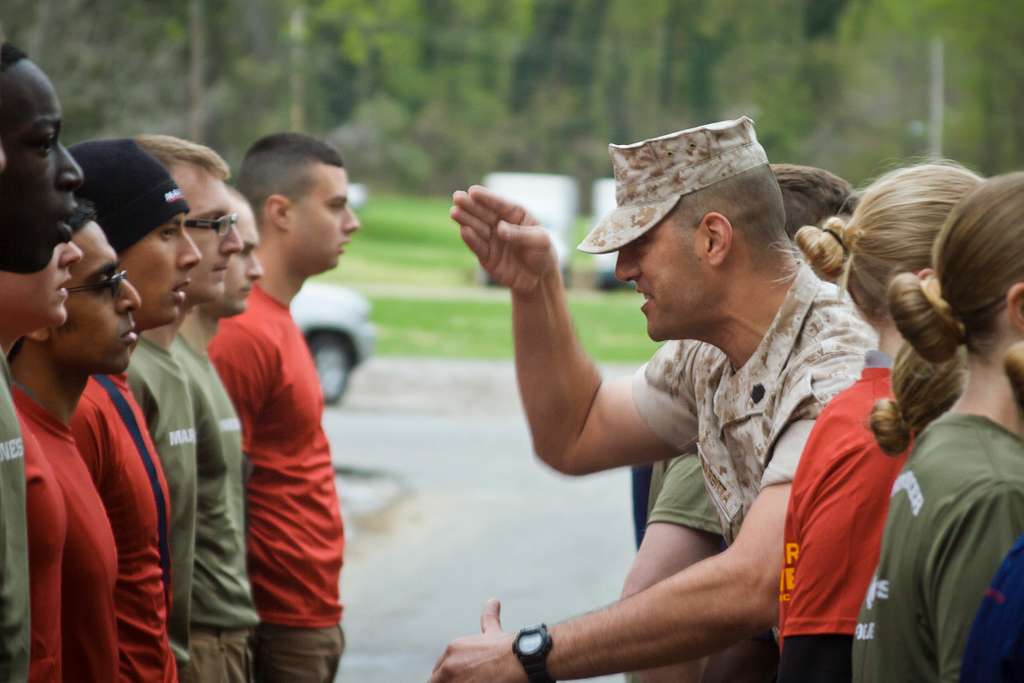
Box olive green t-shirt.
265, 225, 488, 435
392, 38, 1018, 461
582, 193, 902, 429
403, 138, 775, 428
128, 338, 198, 669
647, 454, 721, 535
852, 413, 1024, 682
0, 359, 29, 682
171, 336, 258, 630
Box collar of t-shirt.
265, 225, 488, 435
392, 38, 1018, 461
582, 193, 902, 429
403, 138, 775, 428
12, 386, 76, 445
864, 349, 892, 369
253, 283, 291, 314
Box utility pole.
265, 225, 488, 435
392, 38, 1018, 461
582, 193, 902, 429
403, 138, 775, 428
289, 5, 307, 132
189, 0, 206, 141
928, 36, 944, 158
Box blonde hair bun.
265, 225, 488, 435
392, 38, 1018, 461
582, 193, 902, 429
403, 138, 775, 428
796, 216, 849, 282
888, 272, 965, 363
870, 398, 911, 455
871, 344, 964, 454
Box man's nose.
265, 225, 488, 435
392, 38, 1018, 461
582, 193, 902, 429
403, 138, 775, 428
614, 249, 636, 283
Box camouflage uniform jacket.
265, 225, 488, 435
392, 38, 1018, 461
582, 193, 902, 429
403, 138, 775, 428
632, 264, 875, 542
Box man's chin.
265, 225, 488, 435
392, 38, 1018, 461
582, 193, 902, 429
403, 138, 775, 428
98, 353, 132, 376
645, 319, 669, 343
322, 252, 341, 272
135, 306, 177, 332
220, 299, 248, 319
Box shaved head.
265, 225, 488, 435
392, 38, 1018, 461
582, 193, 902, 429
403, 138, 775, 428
671, 164, 788, 261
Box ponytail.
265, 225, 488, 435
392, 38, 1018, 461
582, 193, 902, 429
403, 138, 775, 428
871, 344, 964, 455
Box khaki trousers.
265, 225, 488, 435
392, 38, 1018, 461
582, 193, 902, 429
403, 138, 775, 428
253, 623, 345, 683
185, 626, 255, 683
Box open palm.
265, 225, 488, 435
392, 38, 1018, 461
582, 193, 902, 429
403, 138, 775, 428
451, 185, 558, 293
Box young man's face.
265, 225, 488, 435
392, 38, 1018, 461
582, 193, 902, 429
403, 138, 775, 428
202, 196, 262, 319
119, 214, 201, 331
0, 240, 82, 339
289, 163, 360, 276
172, 163, 242, 306
0, 59, 83, 273
46, 222, 141, 375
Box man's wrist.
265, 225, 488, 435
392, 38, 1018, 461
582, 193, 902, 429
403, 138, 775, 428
513, 624, 555, 682
510, 268, 561, 304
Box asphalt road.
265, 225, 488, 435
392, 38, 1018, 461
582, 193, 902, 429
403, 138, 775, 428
326, 357, 637, 682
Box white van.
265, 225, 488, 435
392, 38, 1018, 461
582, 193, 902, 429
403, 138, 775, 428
482, 172, 579, 282
591, 178, 623, 289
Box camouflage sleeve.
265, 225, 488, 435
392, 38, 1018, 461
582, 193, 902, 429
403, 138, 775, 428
764, 345, 864, 483
761, 419, 815, 487
631, 341, 702, 452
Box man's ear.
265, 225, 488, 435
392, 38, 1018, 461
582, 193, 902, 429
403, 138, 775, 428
697, 211, 733, 267
264, 193, 294, 234
1006, 282, 1024, 335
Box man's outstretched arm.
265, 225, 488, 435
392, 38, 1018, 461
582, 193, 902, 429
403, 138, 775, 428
429, 483, 789, 682
452, 186, 674, 475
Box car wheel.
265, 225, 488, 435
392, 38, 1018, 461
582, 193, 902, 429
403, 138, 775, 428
308, 332, 355, 405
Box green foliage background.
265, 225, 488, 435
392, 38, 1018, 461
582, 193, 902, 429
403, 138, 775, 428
4, 0, 1023, 199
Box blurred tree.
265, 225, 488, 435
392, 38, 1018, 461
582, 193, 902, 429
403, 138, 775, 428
2, 0, 1020, 192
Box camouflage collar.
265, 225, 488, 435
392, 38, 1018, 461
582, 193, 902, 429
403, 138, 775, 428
713, 264, 820, 420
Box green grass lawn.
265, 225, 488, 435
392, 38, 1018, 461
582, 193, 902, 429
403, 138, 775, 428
367, 293, 658, 363
317, 193, 656, 363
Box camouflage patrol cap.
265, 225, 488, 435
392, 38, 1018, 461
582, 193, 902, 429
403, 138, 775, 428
578, 116, 769, 254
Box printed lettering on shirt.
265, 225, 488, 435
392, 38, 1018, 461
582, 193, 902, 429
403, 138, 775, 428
863, 576, 889, 609
700, 456, 731, 507
854, 622, 875, 641
167, 427, 197, 447
778, 542, 799, 602
218, 417, 241, 433
890, 470, 924, 516
0, 437, 24, 462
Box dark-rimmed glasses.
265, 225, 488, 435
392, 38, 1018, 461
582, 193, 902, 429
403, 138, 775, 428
66, 270, 129, 297
184, 212, 237, 237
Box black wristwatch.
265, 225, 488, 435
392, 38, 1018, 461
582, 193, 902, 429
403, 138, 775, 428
513, 624, 555, 683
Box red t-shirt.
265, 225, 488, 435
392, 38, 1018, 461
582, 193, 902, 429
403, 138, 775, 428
209, 285, 344, 628
14, 387, 119, 682
778, 366, 905, 644
22, 418, 66, 683
71, 374, 176, 683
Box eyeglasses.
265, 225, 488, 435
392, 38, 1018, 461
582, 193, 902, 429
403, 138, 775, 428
66, 270, 129, 298
183, 212, 237, 237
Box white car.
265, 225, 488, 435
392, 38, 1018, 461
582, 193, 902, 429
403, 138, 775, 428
291, 282, 376, 405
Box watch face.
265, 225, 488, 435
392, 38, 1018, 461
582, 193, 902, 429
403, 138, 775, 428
518, 632, 544, 655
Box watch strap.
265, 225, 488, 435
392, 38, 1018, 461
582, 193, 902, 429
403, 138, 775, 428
514, 624, 555, 683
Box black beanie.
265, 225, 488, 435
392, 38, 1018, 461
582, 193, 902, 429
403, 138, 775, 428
69, 138, 190, 253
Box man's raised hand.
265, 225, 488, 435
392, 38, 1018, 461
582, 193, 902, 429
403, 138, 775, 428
451, 186, 559, 294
